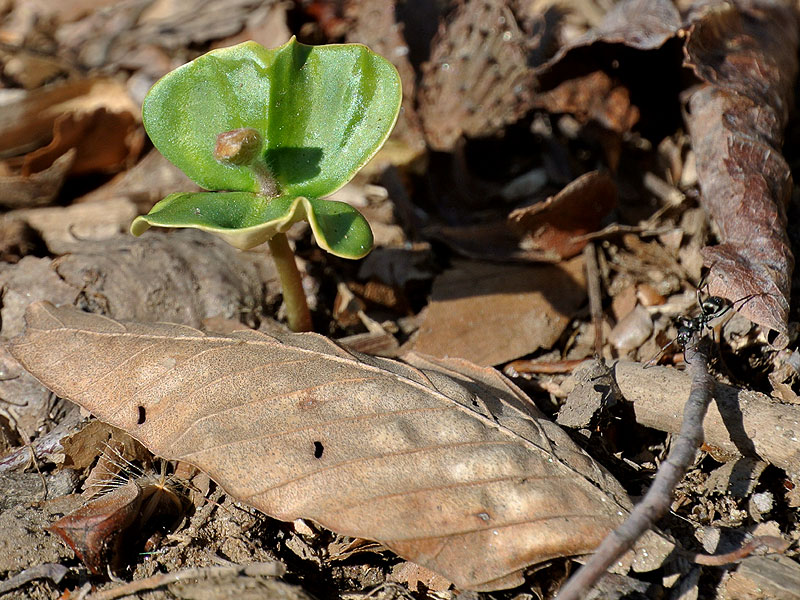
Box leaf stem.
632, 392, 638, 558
268, 233, 312, 332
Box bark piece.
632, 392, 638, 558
684, 2, 798, 348
724, 554, 800, 600
412, 256, 586, 366
345, 0, 426, 166
418, 0, 535, 151
50, 230, 279, 328
9, 302, 640, 591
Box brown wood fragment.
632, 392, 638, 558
724, 554, 800, 600
609, 361, 800, 481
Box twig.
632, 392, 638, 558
687, 535, 790, 566
85, 561, 285, 600
28, 444, 48, 500
0, 563, 69, 594
557, 331, 714, 599
582, 242, 605, 359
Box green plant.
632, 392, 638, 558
131, 38, 402, 331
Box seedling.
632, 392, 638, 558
131, 38, 402, 331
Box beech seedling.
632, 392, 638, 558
131, 38, 402, 331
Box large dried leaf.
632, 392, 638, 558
412, 257, 587, 365
10, 302, 634, 591
683, 2, 797, 348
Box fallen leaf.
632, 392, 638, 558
50, 480, 144, 575
508, 171, 617, 259
50, 473, 185, 576
418, 0, 535, 151
7, 197, 138, 254
412, 256, 586, 366
532, 71, 640, 134
10, 302, 635, 591
534, 0, 683, 137
389, 561, 452, 592
0, 79, 138, 158
22, 108, 143, 176
683, 2, 797, 348
0, 150, 75, 210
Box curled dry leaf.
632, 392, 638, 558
683, 2, 798, 348
531, 71, 640, 134
10, 302, 636, 591
534, 0, 682, 138
50, 480, 144, 575
537, 0, 681, 71
418, 0, 535, 151
22, 107, 143, 176
0, 150, 75, 210
508, 171, 617, 259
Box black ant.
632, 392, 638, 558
644, 293, 737, 367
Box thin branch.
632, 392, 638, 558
85, 561, 285, 600
0, 563, 68, 594
687, 535, 790, 566
583, 242, 605, 359
557, 331, 714, 600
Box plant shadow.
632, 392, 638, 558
265, 146, 323, 185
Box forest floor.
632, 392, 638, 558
1, 1, 800, 599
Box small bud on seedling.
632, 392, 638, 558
214, 128, 262, 166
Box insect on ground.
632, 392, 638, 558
644, 291, 759, 368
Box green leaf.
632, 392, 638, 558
131, 192, 373, 259
142, 38, 402, 198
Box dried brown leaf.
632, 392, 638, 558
538, 0, 681, 69
0, 79, 139, 158
532, 71, 640, 134
10, 302, 634, 591
22, 108, 143, 176
50, 480, 144, 575
508, 171, 617, 259
412, 257, 586, 366
0, 150, 75, 210
683, 2, 798, 348
418, 0, 535, 151
534, 0, 682, 137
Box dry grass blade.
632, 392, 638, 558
9, 302, 636, 591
